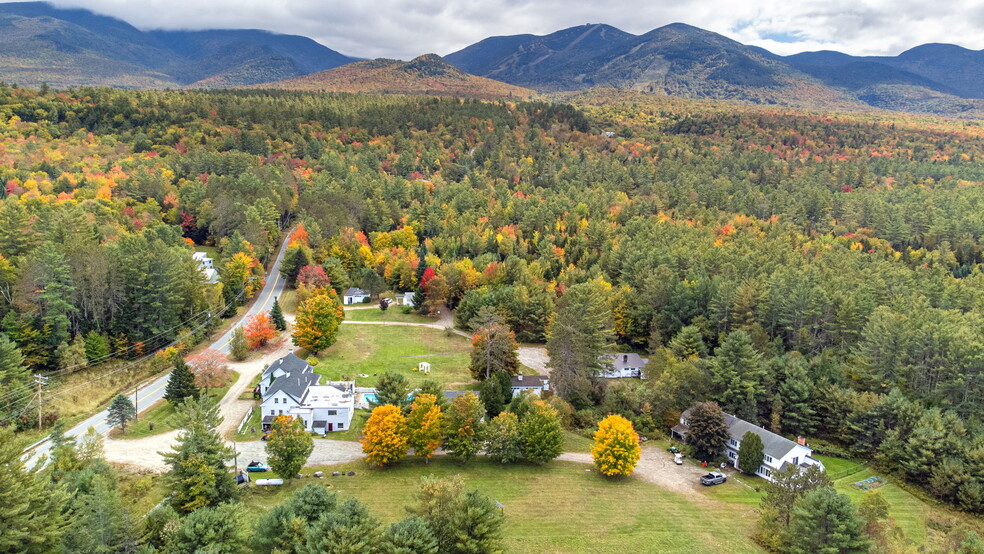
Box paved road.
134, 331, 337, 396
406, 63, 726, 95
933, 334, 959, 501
24, 229, 294, 465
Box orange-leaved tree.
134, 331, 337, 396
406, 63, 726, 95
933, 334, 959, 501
187, 349, 229, 396
591, 414, 641, 477
361, 404, 409, 467
244, 311, 277, 349
292, 287, 343, 354
407, 393, 443, 462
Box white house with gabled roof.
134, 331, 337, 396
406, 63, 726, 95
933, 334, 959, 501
671, 408, 824, 481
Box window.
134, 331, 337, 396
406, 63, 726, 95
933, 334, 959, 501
327, 410, 337, 416
760, 467, 771, 477
338, 423, 344, 429
728, 451, 736, 459
791, 456, 799, 466
729, 439, 738, 447
278, 410, 283, 415
764, 455, 773, 463
274, 398, 278, 404
270, 410, 274, 415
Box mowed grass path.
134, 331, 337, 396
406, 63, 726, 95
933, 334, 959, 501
243, 457, 763, 554
311, 324, 475, 389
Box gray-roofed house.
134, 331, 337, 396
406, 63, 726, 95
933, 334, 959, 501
260, 352, 312, 396
509, 374, 549, 398
192, 251, 219, 285
343, 287, 371, 305
289, 381, 356, 434
261, 371, 320, 430
670, 408, 824, 481
394, 291, 416, 307
599, 353, 649, 379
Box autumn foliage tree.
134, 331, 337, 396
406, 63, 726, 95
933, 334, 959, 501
244, 311, 277, 350
406, 393, 443, 462
362, 404, 409, 467
442, 392, 485, 463
592, 414, 642, 477
187, 349, 229, 396
292, 287, 344, 354
297, 265, 331, 289
265, 415, 314, 482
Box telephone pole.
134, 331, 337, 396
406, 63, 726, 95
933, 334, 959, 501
33, 374, 48, 430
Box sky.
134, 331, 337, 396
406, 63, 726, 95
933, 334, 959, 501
29, 0, 984, 59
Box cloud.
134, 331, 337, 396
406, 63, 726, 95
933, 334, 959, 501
27, 0, 984, 59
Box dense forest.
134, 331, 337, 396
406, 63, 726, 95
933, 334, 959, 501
2, 85, 984, 513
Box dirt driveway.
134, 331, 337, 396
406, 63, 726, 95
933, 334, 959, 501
559, 443, 710, 497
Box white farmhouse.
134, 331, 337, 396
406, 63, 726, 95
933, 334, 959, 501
509, 374, 549, 398
192, 251, 219, 284
260, 370, 319, 430
598, 353, 649, 379
343, 287, 371, 305
259, 353, 312, 396
289, 381, 356, 433
671, 408, 824, 481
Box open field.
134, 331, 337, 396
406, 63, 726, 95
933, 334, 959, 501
343, 306, 433, 324
307, 324, 476, 389
241, 457, 764, 554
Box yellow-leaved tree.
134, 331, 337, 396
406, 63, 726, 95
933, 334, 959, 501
591, 414, 641, 477
361, 404, 408, 467
406, 393, 443, 462
292, 287, 344, 354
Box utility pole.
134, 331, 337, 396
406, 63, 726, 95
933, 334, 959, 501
33, 374, 48, 430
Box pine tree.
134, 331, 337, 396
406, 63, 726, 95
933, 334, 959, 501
270, 298, 287, 331
304, 498, 382, 553
372, 372, 412, 411
408, 476, 502, 554
669, 325, 707, 360
784, 487, 870, 554
450, 491, 505, 553
592, 414, 641, 477
170, 503, 250, 553
61, 474, 136, 554
0, 427, 69, 553
107, 394, 136, 434
520, 400, 563, 464
0, 332, 29, 418
686, 401, 730, 462
546, 280, 614, 409
737, 431, 765, 476
712, 330, 765, 422
381, 516, 439, 554
485, 411, 523, 464
161, 396, 236, 513
254, 484, 338, 553
164, 356, 198, 404
777, 356, 817, 436
479, 376, 505, 419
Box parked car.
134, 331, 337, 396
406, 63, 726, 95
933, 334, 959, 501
246, 461, 269, 472
700, 471, 727, 486
674, 453, 684, 465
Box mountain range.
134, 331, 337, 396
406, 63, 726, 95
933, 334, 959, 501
1, 2, 983, 116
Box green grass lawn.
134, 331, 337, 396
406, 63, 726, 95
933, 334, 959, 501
310, 324, 475, 389
116, 374, 236, 439
563, 430, 595, 453
343, 307, 433, 324
822, 456, 931, 547
241, 457, 763, 553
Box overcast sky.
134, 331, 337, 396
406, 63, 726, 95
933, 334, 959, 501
28, 0, 984, 59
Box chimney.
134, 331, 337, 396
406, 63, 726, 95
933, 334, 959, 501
518, 374, 523, 382
796, 436, 806, 446
623, 354, 628, 363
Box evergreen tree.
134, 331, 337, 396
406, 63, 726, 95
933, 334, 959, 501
480, 377, 505, 419
408, 475, 502, 554
760, 464, 832, 528
495, 369, 513, 406
305, 498, 382, 553
711, 330, 765, 422
55, 334, 87, 372
170, 503, 250, 554
776, 356, 817, 436
450, 491, 505, 553
164, 356, 198, 404
546, 280, 614, 409
485, 411, 523, 464
161, 396, 236, 513
669, 325, 707, 360
381, 516, 439, 554
520, 400, 563, 464
254, 484, 338, 553
0, 427, 69, 553
0, 332, 29, 418
737, 431, 765, 476
29, 242, 77, 347
270, 298, 287, 331
61, 473, 136, 554
784, 487, 870, 554
417, 379, 449, 412
685, 401, 730, 462
107, 394, 135, 434
265, 415, 314, 482
372, 372, 412, 412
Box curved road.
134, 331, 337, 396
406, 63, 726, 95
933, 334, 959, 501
25, 229, 294, 465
